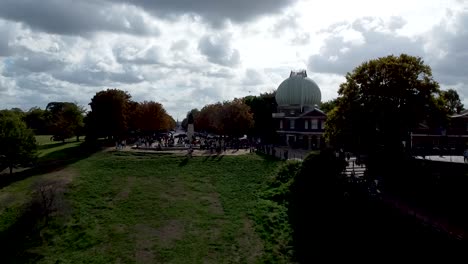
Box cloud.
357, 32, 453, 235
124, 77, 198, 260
308, 17, 424, 75
107, 0, 298, 26
0, 0, 160, 36
171, 40, 189, 51
198, 34, 241, 67
113, 44, 163, 65
271, 12, 311, 46
3, 51, 66, 76
242, 69, 266, 86
425, 9, 468, 86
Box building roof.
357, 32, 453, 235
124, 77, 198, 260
275, 70, 321, 107
452, 109, 468, 119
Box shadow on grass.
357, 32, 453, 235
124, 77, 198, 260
0, 142, 102, 189
256, 151, 282, 162
0, 141, 105, 261
38, 142, 67, 151
179, 157, 190, 167
0, 203, 45, 262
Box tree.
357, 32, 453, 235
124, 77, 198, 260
221, 98, 254, 137
24, 107, 48, 134
441, 89, 464, 115
136, 101, 174, 134
325, 54, 446, 154
196, 103, 223, 134
86, 89, 132, 140
0, 111, 37, 174
46, 102, 84, 142
319, 99, 338, 114
244, 92, 277, 143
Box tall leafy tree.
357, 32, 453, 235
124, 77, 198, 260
86, 89, 132, 140
441, 89, 464, 115
221, 98, 254, 137
0, 110, 37, 174
24, 107, 48, 134
46, 102, 84, 142
244, 92, 277, 142
319, 99, 338, 114
136, 101, 175, 134
325, 54, 446, 154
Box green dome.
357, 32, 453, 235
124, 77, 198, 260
275, 72, 321, 107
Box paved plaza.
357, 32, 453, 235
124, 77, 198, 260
415, 155, 466, 163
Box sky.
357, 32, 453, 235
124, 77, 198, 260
0, 0, 467, 120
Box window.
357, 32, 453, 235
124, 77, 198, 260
290, 119, 295, 129
305, 120, 309, 129
311, 119, 318, 129
280, 120, 283, 129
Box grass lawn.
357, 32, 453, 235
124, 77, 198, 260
1, 151, 286, 263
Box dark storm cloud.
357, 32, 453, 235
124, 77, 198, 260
106, 0, 298, 26
198, 34, 240, 67
308, 17, 424, 75
0, 0, 159, 36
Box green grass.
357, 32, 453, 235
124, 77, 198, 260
34, 135, 84, 162
1, 151, 286, 263
34, 135, 79, 145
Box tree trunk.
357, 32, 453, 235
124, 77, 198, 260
9, 166, 12, 175
76, 135, 80, 142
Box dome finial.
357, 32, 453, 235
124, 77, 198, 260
290, 69, 307, 78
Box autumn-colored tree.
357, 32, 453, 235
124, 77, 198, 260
221, 98, 254, 137
193, 99, 253, 136
136, 101, 174, 134
196, 103, 223, 134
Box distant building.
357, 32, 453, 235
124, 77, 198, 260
412, 109, 468, 153
272, 70, 326, 149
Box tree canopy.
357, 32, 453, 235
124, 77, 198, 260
319, 99, 338, 114
325, 54, 447, 154
186, 98, 253, 137
244, 92, 277, 143
86, 89, 132, 140
46, 102, 84, 142
86, 89, 175, 140
441, 89, 464, 115
0, 110, 37, 174
136, 101, 175, 134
